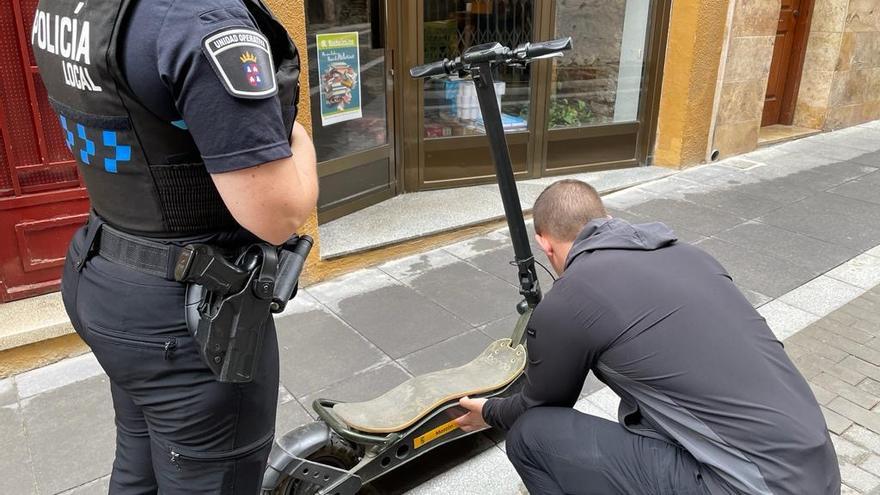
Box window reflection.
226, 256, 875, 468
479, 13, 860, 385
423, 0, 533, 138
550, 0, 650, 129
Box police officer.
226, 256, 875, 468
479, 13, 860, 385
31, 0, 318, 492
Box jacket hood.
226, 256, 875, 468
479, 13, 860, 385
565, 218, 677, 268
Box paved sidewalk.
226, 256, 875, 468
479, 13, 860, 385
2, 121, 880, 494
788, 285, 880, 494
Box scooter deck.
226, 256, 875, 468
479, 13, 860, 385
333, 339, 526, 433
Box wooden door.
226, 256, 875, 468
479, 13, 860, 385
763, 0, 812, 126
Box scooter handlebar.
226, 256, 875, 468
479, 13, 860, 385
410, 59, 452, 79
520, 37, 572, 60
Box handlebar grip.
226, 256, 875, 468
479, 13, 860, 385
526, 37, 572, 58
270, 235, 314, 313
410, 59, 451, 79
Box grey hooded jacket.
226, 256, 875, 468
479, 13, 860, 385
483, 218, 840, 494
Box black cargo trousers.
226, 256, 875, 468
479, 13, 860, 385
61, 218, 279, 494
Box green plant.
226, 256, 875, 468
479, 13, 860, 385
548, 98, 593, 128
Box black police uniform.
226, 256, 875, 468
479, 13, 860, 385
31, 0, 300, 492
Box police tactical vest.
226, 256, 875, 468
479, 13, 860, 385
31, 0, 300, 236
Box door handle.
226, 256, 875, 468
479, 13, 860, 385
792, 9, 799, 17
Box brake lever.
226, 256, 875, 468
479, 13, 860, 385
529, 52, 565, 61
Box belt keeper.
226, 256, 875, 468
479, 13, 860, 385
76, 218, 103, 272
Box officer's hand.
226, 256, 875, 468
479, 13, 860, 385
455, 396, 489, 432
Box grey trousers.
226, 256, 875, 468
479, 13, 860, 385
505, 407, 713, 495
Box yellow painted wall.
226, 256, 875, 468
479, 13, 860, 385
263, 0, 323, 283
654, 0, 731, 169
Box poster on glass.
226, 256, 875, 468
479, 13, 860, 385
316, 32, 363, 126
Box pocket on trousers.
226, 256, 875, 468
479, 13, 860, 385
168, 431, 274, 464
87, 323, 179, 359
165, 433, 275, 494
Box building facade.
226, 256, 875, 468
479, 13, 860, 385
307, 0, 670, 222
655, 0, 880, 166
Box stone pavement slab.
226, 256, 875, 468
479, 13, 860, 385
404, 445, 523, 495
309, 269, 472, 358
758, 192, 880, 252
831, 170, 880, 205
300, 362, 411, 408
22, 375, 115, 495
828, 253, 880, 289
681, 187, 785, 220
738, 287, 773, 308
791, 285, 880, 494
624, 197, 746, 236
695, 237, 817, 298
478, 314, 521, 341
0, 403, 36, 495
275, 396, 314, 435
780, 276, 867, 316
275, 298, 389, 398
715, 221, 859, 275
0, 376, 17, 406
729, 176, 814, 204
391, 258, 519, 327
57, 476, 110, 495
398, 330, 494, 376
15, 353, 103, 399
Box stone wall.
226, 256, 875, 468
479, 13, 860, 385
711, 0, 880, 158
795, 0, 880, 130
712, 0, 777, 159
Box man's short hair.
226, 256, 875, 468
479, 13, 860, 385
533, 179, 607, 241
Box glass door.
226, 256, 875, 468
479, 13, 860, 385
402, 0, 668, 191
415, 0, 537, 189
306, 0, 396, 222
542, 0, 656, 174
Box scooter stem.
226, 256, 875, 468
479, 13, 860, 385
471, 62, 542, 309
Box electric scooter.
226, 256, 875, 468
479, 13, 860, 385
262, 37, 573, 495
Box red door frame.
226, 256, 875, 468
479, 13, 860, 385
0, 0, 90, 303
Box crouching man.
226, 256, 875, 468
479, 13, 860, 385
456, 180, 840, 494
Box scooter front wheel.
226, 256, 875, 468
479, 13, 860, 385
276, 436, 378, 495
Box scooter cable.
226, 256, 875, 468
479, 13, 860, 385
509, 258, 557, 282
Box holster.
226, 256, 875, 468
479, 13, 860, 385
175, 236, 313, 383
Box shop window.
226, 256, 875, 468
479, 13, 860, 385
422, 0, 534, 138
305, 0, 389, 162
549, 0, 650, 129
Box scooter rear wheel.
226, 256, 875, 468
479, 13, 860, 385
277, 436, 377, 495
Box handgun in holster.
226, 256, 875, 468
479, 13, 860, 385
173, 236, 313, 383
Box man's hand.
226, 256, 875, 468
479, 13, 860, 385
455, 397, 489, 432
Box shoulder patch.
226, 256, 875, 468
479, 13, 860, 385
202, 27, 277, 99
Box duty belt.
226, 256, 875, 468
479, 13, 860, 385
77, 213, 313, 383
97, 224, 187, 280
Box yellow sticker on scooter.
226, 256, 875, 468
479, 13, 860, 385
414, 419, 459, 449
